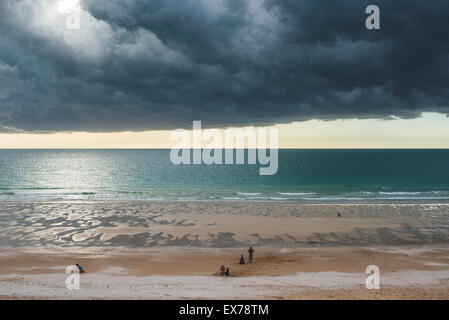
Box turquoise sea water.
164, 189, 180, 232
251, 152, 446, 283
0, 149, 449, 202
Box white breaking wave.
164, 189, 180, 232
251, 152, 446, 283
236, 192, 263, 196
277, 192, 317, 196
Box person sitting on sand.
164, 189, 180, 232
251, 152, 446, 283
239, 254, 245, 265
76, 263, 85, 273
220, 265, 225, 275
224, 268, 230, 277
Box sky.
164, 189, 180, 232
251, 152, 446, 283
0, 0, 448, 148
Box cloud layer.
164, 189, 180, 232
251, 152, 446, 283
0, 0, 448, 132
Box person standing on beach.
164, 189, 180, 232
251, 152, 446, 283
248, 246, 254, 263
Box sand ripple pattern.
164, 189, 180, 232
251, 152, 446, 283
1, 202, 449, 248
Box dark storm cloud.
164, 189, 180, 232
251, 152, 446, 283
0, 0, 448, 132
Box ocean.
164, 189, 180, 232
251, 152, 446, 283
1, 149, 449, 202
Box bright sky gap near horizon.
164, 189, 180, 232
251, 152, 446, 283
1, 112, 448, 148
1, 1, 449, 147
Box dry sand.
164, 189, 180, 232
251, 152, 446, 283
1, 246, 448, 299
0, 201, 449, 299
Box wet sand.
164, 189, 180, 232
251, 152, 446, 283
1, 201, 449, 248
1, 201, 449, 299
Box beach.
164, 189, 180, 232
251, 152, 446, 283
1, 245, 449, 299
2, 0, 449, 305
1, 201, 448, 299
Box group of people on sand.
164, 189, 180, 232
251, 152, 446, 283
219, 246, 254, 276
239, 245, 254, 265
76, 248, 256, 278
219, 265, 230, 276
